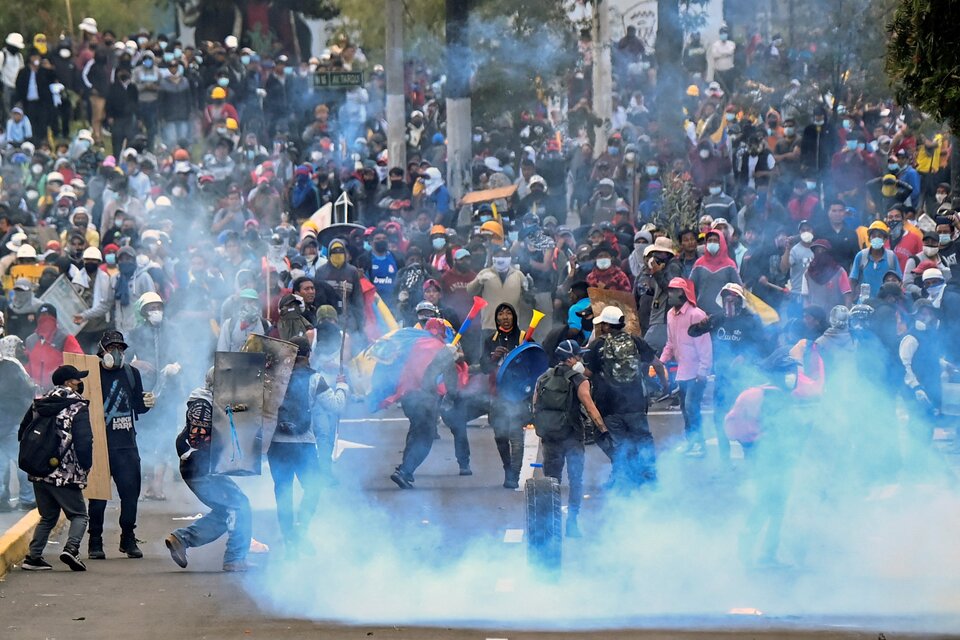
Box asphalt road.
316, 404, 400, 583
2, 403, 959, 640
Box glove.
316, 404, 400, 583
255, 88, 267, 98
162, 363, 182, 376
522, 274, 533, 292
142, 392, 156, 408
398, 290, 409, 302
915, 388, 929, 404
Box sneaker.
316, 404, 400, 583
503, 478, 519, 490
223, 560, 250, 572
87, 536, 105, 560
17, 502, 37, 511
390, 468, 414, 489
458, 467, 473, 476
21, 556, 53, 571
119, 535, 144, 559
165, 534, 188, 568
685, 442, 706, 458
59, 546, 87, 572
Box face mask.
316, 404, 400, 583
927, 283, 944, 296
144, 58, 154, 68
163, 52, 174, 63
217, 77, 229, 87
708, 186, 721, 195
240, 55, 251, 65
706, 242, 720, 255
725, 113, 735, 122
842, 120, 852, 130
76, 381, 85, 395
571, 361, 585, 374
888, 163, 899, 171
172, 186, 186, 197
31, 164, 43, 176
783, 372, 798, 389
936, 193, 948, 204
493, 257, 512, 272
432, 238, 446, 250
118, 261, 137, 276
846, 140, 858, 151
479, 215, 492, 223
699, 150, 710, 159
159, 41, 168, 50
84, 262, 99, 274
137, 37, 148, 46
940, 233, 952, 245
596, 258, 612, 270
240, 304, 260, 322
805, 181, 817, 191
719, 33, 729, 41
147, 310, 163, 325
667, 291, 685, 308
870, 237, 885, 250
608, 146, 620, 156
645, 166, 658, 176
924, 246, 940, 257
284, 66, 294, 76
59, 48, 71, 59
813, 119, 825, 127
784, 127, 794, 136
800, 232, 814, 244
105, 254, 117, 265
329, 252, 346, 268
102, 348, 123, 369
373, 240, 388, 253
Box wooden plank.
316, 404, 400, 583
63, 353, 112, 500
460, 184, 518, 205
588, 287, 642, 337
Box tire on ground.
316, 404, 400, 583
525, 476, 561, 574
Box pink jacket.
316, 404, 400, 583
660, 302, 712, 381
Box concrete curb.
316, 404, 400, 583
0, 509, 41, 578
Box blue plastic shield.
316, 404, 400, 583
496, 342, 549, 402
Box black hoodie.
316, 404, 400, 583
481, 302, 520, 373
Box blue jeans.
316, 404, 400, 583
679, 378, 706, 444
173, 474, 251, 564
162, 120, 191, 147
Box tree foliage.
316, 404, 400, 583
0, 0, 161, 39
886, 0, 960, 123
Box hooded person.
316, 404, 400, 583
689, 228, 742, 316
421, 167, 452, 226
661, 277, 713, 457
217, 289, 267, 352
5, 277, 42, 339
24, 303, 84, 387
314, 238, 364, 334
275, 293, 314, 343
165, 367, 252, 572
0, 334, 35, 511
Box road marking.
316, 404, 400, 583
517, 427, 540, 490
340, 417, 408, 423
503, 529, 523, 543
332, 439, 374, 460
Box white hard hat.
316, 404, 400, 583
5, 33, 25, 49
138, 291, 163, 307
224, 35, 238, 49
596, 306, 625, 325
922, 268, 944, 282
46, 171, 65, 184
16, 244, 37, 259
78, 18, 98, 34
82, 247, 103, 261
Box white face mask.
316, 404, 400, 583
936, 193, 947, 203
923, 246, 939, 257
699, 150, 710, 159
147, 310, 163, 325
783, 372, 798, 389
571, 361, 585, 374
596, 258, 612, 270
800, 231, 814, 244
709, 186, 721, 195
492, 257, 512, 272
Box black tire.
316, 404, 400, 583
525, 477, 562, 575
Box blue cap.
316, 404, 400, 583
555, 339, 581, 359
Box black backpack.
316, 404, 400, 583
18, 406, 63, 478
533, 366, 579, 440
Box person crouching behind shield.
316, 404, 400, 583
165, 368, 252, 572
268, 336, 348, 559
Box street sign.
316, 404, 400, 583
313, 70, 364, 88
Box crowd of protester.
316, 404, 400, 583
1, 14, 958, 571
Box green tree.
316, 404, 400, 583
886, 0, 960, 191
0, 0, 162, 40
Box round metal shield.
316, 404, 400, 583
496, 342, 549, 402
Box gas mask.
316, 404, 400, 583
102, 348, 124, 369
147, 310, 164, 325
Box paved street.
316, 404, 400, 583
2, 405, 959, 639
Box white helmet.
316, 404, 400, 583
138, 291, 163, 308
82, 247, 103, 261
5, 33, 25, 49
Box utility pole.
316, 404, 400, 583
385, 0, 406, 172
591, 0, 612, 158
445, 0, 472, 201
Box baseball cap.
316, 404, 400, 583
16, 244, 37, 259
238, 288, 259, 301
453, 248, 470, 260
317, 305, 338, 322
596, 306, 625, 325
52, 364, 89, 387
555, 339, 581, 359
99, 330, 128, 350
38, 303, 57, 318
13, 278, 32, 291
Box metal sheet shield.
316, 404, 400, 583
241, 334, 297, 454
211, 351, 266, 476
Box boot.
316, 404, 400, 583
87, 536, 106, 560
119, 533, 143, 559
503, 469, 519, 490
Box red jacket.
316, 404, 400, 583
25, 316, 83, 387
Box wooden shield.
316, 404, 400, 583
62, 353, 111, 500
588, 287, 642, 336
